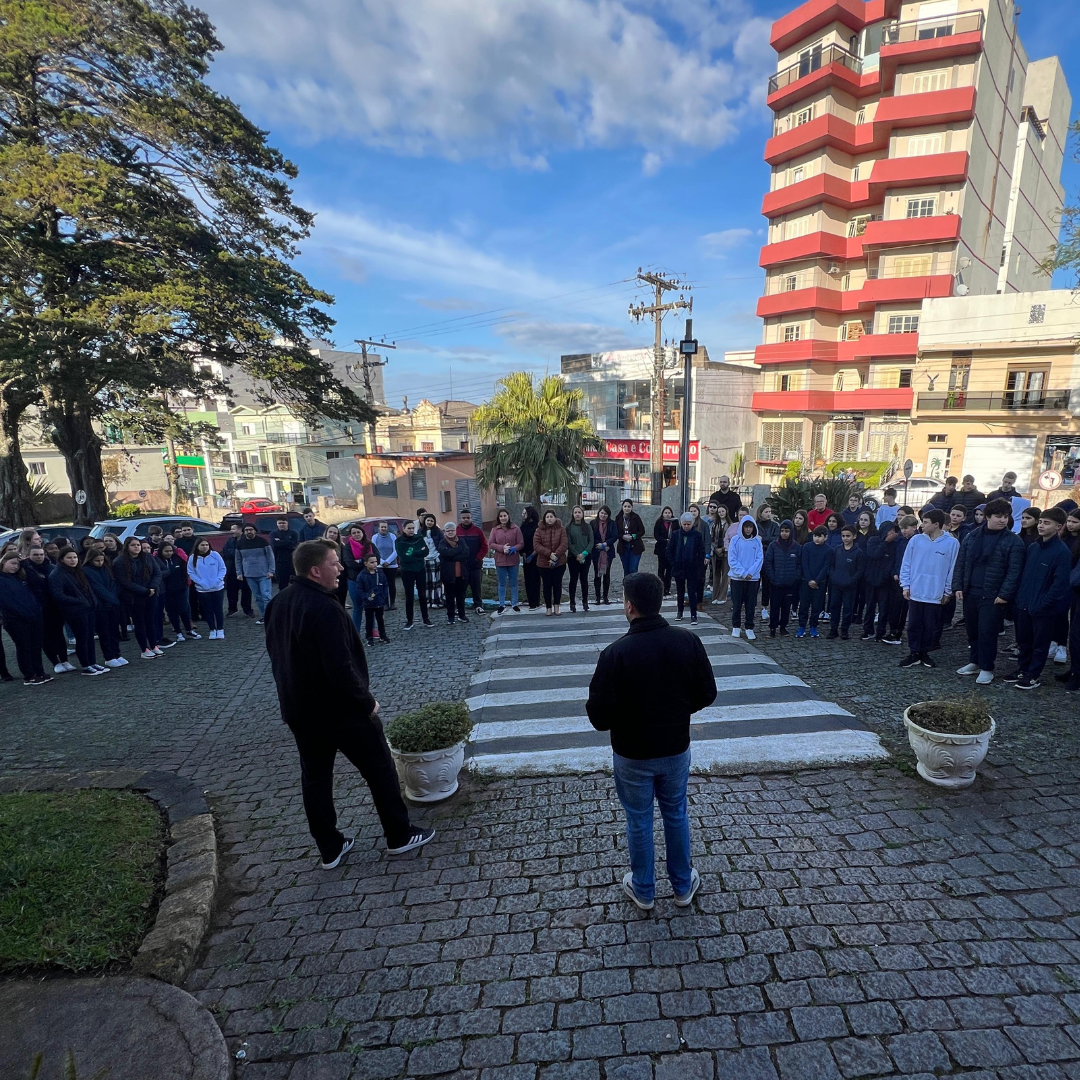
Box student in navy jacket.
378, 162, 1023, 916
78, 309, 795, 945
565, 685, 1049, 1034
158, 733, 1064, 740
22, 547, 71, 671
113, 537, 163, 658
763, 520, 800, 635
357, 553, 391, 645
0, 550, 51, 684
154, 541, 195, 646
49, 549, 106, 674
861, 523, 900, 642
796, 527, 831, 636
1007, 506, 1073, 689
84, 550, 125, 666
827, 525, 865, 639
886, 515, 920, 643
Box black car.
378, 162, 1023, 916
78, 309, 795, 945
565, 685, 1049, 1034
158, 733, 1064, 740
0, 523, 93, 549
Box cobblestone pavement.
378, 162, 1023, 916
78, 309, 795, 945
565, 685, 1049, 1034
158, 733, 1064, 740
5, 590, 1080, 1079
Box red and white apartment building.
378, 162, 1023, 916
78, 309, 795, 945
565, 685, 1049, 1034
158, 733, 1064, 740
752, 0, 1071, 479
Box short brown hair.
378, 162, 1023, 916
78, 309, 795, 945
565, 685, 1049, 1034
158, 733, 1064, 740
1042, 506, 1067, 526
293, 538, 336, 577
899, 515, 918, 528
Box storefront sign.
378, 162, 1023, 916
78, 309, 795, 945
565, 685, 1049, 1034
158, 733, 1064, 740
588, 440, 698, 462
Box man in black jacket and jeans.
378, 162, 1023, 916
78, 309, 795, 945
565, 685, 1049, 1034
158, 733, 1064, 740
587, 572, 717, 911
265, 539, 434, 869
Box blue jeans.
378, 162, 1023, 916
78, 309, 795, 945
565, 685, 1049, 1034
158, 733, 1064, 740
619, 550, 641, 576
347, 579, 365, 636
248, 575, 273, 617
612, 748, 693, 903
496, 565, 519, 607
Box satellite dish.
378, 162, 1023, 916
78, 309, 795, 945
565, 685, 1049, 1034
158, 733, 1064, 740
958, 257, 972, 270
955, 283, 969, 296
827, 264, 841, 275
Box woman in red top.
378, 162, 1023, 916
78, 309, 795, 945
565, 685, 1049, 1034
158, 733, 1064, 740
489, 508, 525, 615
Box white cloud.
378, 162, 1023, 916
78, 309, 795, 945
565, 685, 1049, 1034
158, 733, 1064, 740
495, 319, 644, 356
201, 0, 773, 169
699, 228, 753, 257
415, 297, 478, 311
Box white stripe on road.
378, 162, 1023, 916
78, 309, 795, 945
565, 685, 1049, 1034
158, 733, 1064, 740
468, 729, 887, 775
469, 653, 778, 685
466, 674, 807, 710
469, 699, 856, 742
483, 638, 731, 659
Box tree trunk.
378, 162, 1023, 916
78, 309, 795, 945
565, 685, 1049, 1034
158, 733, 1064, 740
164, 435, 180, 513
0, 382, 39, 527
48, 402, 108, 526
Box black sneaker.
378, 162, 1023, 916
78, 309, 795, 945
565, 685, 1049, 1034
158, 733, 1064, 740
900, 653, 921, 669
378, 636, 391, 644
920, 653, 937, 668
861, 634, 874, 642
769, 628, 776, 637
778, 626, 789, 636
158, 637, 176, 649
387, 826, 436, 855
840, 632, 850, 640
422, 620, 435, 627
882, 635, 903, 645
1066, 680, 1080, 695
827, 631, 839, 640
321, 837, 354, 870
366, 638, 375, 646
1055, 670, 1074, 683
458, 616, 469, 624
1001, 670, 1023, 683
512, 606, 521, 613
226, 610, 238, 618
404, 622, 415, 631
1014, 676, 1040, 690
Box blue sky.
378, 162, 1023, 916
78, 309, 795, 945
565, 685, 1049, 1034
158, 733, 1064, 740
198, 0, 1079, 409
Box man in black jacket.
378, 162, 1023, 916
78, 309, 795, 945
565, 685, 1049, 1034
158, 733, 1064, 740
270, 518, 299, 591
587, 572, 716, 911
708, 476, 743, 527
264, 540, 433, 869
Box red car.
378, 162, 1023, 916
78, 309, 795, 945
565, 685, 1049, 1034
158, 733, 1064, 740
238, 497, 286, 513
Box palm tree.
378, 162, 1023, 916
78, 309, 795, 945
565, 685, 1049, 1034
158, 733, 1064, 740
471, 373, 603, 506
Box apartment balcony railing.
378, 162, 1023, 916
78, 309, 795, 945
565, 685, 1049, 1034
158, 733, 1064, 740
757, 444, 803, 463
263, 432, 312, 445
881, 10, 984, 47
768, 43, 861, 96
764, 267, 845, 295
917, 389, 1073, 413
234, 463, 269, 476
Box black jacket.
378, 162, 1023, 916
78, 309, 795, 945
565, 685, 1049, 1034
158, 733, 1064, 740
270, 530, 299, 571
951, 524, 1025, 600
587, 614, 717, 759
113, 552, 162, 599
653, 517, 676, 559
863, 531, 899, 588
952, 487, 985, 521
437, 537, 474, 585
614, 511, 645, 556
48, 564, 95, 615
668, 527, 706, 577
830, 544, 865, 588
709, 488, 743, 526
264, 576, 377, 731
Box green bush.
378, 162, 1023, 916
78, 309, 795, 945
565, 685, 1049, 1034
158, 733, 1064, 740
110, 503, 141, 519
385, 702, 473, 754
783, 460, 802, 482
767, 476, 858, 523
826, 460, 891, 488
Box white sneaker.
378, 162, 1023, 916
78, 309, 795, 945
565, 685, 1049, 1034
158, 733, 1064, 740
115, 656, 129, 666
152, 646, 163, 656
1055, 645, 1068, 663
762, 607, 770, 620
104, 658, 125, 668
53, 662, 67, 674
976, 670, 994, 685
141, 649, 157, 660
188, 630, 202, 639
956, 663, 980, 675
175, 632, 185, 642
746, 629, 757, 641
218, 630, 225, 640
731, 627, 741, 638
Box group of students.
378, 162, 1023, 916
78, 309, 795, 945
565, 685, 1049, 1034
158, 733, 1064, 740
0, 524, 230, 686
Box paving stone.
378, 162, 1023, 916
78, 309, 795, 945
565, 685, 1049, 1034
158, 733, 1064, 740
602, 1059, 653, 1080
941, 1029, 1025, 1068
654, 1052, 715, 1080
463, 1036, 516, 1069
737, 1011, 795, 1046
774, 1041, 842, 1080
1005, 1026, 1080, 1064
623, 1020, 679, 1054
845, 1003, 901, 1036
830, 1037, 893, 1078
518, 1031, 571, 1063
886, 1032, 951, 1074
791, 1006, 849, 1041
714, 1047, 780, 1080
681, 1016, 739, 1050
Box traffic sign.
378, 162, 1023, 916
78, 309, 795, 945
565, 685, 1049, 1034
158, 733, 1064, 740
1038, 470, 1063, 491
903, 458, 913, 479
74, 489, 87, 505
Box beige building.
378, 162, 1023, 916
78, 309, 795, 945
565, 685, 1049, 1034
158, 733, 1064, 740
906, 290, 1080, 494
374, 399, 478, 455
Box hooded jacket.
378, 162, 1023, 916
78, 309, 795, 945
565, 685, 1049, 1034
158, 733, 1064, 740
22, 559, 57, 614
357, 566, 390, 609
395, 533, 431, 573
0, 572, 42, 622
762, 522, 800, 587
668, 526, 706, 577
830, 543, 865, 589
899, 531, 960, 604
85, 562, 121, 608
234, 535, 274, 579
188, 551, 227, 593
951, 524, 1024, 601
49, 563, 95, 614
727, 520, 763, 580
533, 520, 569, 569
864, 529, 900, 588
1016, 535, 1072, 616
155, 553, 190, 596
113, 552, 162, 599
799, 539, 831, 587
756, 516, 780, 551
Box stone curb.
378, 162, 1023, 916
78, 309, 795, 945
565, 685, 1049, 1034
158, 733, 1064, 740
0, 767, 218, 985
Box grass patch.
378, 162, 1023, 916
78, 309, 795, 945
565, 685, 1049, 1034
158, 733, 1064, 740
0, 789, 165, 973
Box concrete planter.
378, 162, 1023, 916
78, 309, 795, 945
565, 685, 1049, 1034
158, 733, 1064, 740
391, 741, 466, 802
903, 703, 995, 789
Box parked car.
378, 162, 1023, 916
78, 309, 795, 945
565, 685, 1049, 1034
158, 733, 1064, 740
863, 476, 946, 510
89, 516, 227, 551
238, 497, 286, 513
0, 523, 93, 549
336, 516, 413, 539
218, 510, 308, 537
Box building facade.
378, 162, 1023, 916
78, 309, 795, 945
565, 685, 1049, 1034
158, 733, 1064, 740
753, 0, 1071, 484
374, 399, 478, 455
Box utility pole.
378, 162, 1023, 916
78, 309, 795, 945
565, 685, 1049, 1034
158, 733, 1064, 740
629, 270, 692, 504
677, 318, 698, 512
350, 338, 396, 452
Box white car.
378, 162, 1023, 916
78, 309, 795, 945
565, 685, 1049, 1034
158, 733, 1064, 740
864, 476, 947, 509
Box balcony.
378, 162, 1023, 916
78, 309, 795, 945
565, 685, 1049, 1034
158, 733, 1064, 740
860, 271, 954, 305
234, 463, 269, 476
880, 12, 985, 90
759, 231, 865, 267
916, 389, 1073, 414
767, 44, 878, 110
765, 87, 976, 165
861, 214, 961, 249
839, 332, 919, 361
770, 0, 901, 52
264, 432, 312, 445
752, 387, 914, 413
754, 339, 840, 365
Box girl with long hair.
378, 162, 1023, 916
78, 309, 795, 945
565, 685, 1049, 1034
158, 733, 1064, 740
489, 508, 524, 615
567, 505, 593, 613
533, 509, 568, 616
653, 506, 676, 596
520, 505, 542, 610
322, 526, 350, 607
0, 550, 51, 684
50, 548, 107, 674
710, 504, 730, 604
591, 505, 616, 605
84, 549, 126, 666
792, 509, 810, 546
188, 538, 228, 638
419, 513, 445, 609
113, 536, 162, 659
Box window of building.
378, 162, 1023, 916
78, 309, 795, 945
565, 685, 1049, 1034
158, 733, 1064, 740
27, 461, 47, 476
760, 421, 802, 461
372, 467, 398, 498
797, 42, 823, 79
906, 197, 936, 218
795, 106, 813, 126
785, 215, 811, 239
841, 320, 868, 341
898, 369, 913, 388
887, 314, 920, 334
847, 214, 873, 237
410, 468, 428, 501
856, 107, 866, 124
783, 323, 802, 342
241, 423, 257, 436
791, 165, 804, 184
927, 434, 948, 444
440, 490, 452, 513
399, 443, 414, 453
832, 422, 860, 461
326, 451, 340, 460
835, 372, 845, 391
867, 421, 908, 462
892, 256, 932, 278
905, 133, 944, 157
810, 422, 827, 462
271, 451, 292, 472
949, 362, 970, 391
853, 163, 861, 181
780, 374, 793, 391
421, 441, 435, 452
1006, 368, 1048, 406
459, 440, 470, 451
784, 274, 798, 292
911, 70, 949, 94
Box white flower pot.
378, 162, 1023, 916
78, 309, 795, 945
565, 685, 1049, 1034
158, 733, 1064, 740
903, 703, 995, 789
390, 741, 466, 802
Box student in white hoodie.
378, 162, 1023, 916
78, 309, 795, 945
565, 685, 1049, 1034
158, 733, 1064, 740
727, 517, 764, 639
898, 507, 959, 669
187, 538, 228, 640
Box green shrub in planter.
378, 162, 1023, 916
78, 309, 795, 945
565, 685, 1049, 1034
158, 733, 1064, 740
110, 503, 142, 519
386, 702, 472, 754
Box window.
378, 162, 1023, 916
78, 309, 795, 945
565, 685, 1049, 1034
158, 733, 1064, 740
906, 197, 935, 218
1000, 245, 1008, 267
440, 490, 452, 513
460, 440, 470, 451
271, 451, 292, 471
1006, 369, 1048, 407
785, 215, 811, 239
832, 422, 860, 461
410, 468, 428, 501
372, 467, 398, 497
887, 315, 920, 334
780, 374, 793, 391
892, 255, 932, 278
791, 165, 804, 184
847, 214, 872, 237
856, 107, 866, 125
241, 424, 256, 436
760, 421, 803, 461
852, 163, 861, 181
795, 107, 813, 126
898, 369, 913, 388
399, 443, 414, 453
783, 324, 803, 342
842, 320, 868, 341
421, 441, 435, 452
949, 361, 970, 392
927, 434, 948, 444
797, 42, 823, 79
326, 451, 340, 460
911, 70, 949, 94
784, 274, 798, 292
905, 133, 944, 157
27, 461, 47, 476
835, 373, 845, 391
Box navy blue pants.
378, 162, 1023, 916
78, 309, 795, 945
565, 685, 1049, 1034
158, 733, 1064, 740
769, 584, 795, 630
907, 600, 942, 656
1016, 609, 1055, 680
828, 585, 857, 634
964, 590, 1003, 672
862, 583, 893, 639
797, 582, 825, 629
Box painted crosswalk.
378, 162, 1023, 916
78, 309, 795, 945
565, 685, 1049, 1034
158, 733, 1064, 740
466, 600, 887, 775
